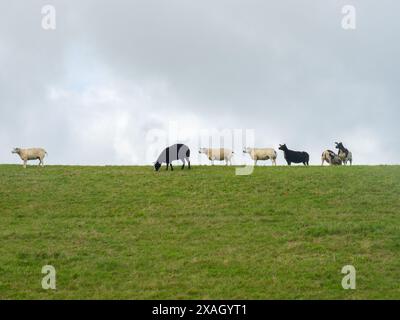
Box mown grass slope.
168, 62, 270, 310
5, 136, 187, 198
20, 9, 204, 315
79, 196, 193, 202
0, 164, 399, 299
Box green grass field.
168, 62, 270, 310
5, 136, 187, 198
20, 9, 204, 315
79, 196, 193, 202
0, 164, 399, 299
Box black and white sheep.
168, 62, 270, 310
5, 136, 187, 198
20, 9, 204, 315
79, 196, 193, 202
335, 142, 353, 165
321, 150, 342, 166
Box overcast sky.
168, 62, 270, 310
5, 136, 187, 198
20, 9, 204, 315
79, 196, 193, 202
1, 0, 399, 165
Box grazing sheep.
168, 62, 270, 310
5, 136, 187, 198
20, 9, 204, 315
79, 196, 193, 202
335, 142, 353, 165
11, 148, 47, 168
198, 148, 234, 166
321, 150, 342, 166
278, 144, 309, 166
243, 147, 277, 166
154, 144, 191, 171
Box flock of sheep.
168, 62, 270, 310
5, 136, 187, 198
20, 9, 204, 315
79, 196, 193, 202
11, 142, 352, 170
153, 142, 353, 171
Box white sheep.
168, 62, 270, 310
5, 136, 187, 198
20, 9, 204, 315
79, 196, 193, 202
198, 148, 234, 165
12, 148, 47, 168
243, 147, 277, 166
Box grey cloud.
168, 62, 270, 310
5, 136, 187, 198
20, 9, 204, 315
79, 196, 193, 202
0, 0, 399, 165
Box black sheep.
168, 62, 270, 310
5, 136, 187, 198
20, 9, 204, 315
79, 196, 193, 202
154, 144, 191, 171
278, 144, 309, 166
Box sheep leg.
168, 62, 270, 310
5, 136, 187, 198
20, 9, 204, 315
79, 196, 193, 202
166, 163, 169, 171
186, 157, 191, 169
181, 159, 185, 170
170, 163, 174, 171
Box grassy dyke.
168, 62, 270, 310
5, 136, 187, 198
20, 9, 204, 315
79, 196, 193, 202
0, 164, 399, 299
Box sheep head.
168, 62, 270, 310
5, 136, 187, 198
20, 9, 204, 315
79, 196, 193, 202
278, 144, 287, 151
